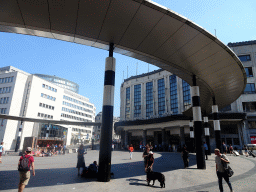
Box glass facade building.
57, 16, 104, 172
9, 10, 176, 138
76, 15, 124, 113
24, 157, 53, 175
125, 87, 130, 119
146, 82, 153, 118
134, 84, 141, 117
170, 75, 178, 114
158, 78, 165, 116
182, 80, 191, 111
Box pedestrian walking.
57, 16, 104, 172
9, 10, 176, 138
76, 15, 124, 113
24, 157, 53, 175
229, 144, 233, 156
128, 144, 134, 160
181, 145, 189, 168
204, 142, 209, 160
76, 144, 85, 176
172, 144, 175, 152
0, 142, 4, 163
142, 146, 150, 171
63, 144, 66, 155
112, 143, 115, 151
18, 147, 35, 192
58, 144, 62, 155
222, 142, 227, 155
215, 148, 233, 192
244, 145, 248, 157
145, 151, 154, 172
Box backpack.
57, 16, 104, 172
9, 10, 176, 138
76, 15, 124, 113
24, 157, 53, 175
18, 155, 31, 172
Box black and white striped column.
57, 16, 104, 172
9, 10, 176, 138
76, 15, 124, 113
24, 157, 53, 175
191, 75, 205, 169
98, 43, 115, 182
212, 97, 221, 151
203, 116, 211, 155
189, 120, 194, 138
189, 120, 195, 152
15, 121, 23, 152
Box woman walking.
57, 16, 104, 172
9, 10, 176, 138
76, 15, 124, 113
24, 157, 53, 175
129, 144, 134, 160
145, 151, 154, 172
181, 145, 189, 168
76, 144, 85, 176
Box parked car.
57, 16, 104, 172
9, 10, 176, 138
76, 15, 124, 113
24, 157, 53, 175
247, 144, 256, 150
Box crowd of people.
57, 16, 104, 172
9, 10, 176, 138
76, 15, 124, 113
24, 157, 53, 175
34, 143, 67, 157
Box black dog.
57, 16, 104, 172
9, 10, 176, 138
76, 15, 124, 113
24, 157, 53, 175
146, 170, 165, 188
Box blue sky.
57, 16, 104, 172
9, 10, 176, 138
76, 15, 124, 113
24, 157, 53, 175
0, 0, 255, 117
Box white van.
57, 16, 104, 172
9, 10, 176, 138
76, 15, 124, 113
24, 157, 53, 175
247, 144, 256, 150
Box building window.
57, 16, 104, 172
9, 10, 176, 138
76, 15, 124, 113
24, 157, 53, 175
238, 55, 251, 62
245, 67, 253, 77
219, 105, 231, 112
158, 78, 165, 116
0, 97, 9, 104
243, 83, 256, 94
0, 76, 14, 84
170, 75, 178, 115
182, 80, 191, 111
146, 82, 153, 118
134, 84, 141, 118
0, 108, 7, 114
243, 102, 256, 112
125, 87, 130, 119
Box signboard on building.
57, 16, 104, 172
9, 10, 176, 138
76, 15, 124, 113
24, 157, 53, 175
250, 136, 256, 144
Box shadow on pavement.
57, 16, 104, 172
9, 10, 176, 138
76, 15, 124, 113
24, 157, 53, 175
0, 152, 197, 190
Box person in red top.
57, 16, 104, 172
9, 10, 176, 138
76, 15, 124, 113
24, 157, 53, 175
18, 147, 35, 192
129, 144, 134, 160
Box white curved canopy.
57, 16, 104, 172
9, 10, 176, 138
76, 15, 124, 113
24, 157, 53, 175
0, 0, 246, 115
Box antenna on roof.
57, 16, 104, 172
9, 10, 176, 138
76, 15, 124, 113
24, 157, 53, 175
136, 62, 138, 76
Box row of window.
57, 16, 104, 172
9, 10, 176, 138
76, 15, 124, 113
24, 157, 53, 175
63, 95, 93, 109
126, 77, 190, 118
170, 75, 178, 114
39, 103, 55, 110
125, 87, 131, 119
158, 78, 165, 116
61, 113, 92, 122
62, 107, 92, 118
37, 112, 53, 119
146, 82, 153, 117
62, 101, 93, 114
41, 93, 56, 101
0, 97, 9, 104
42, 84, 57, 92
72, 128, 91, 133
134, 84, 141, 117
0, 108, 7, 114
0, 76, 14, 84
0, 87, 12, 94
238, 55, 251, 62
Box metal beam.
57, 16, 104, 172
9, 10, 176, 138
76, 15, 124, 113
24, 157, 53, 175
0, 114, 101, 126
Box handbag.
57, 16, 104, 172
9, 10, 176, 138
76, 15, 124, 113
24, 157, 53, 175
221, 155, 234, 177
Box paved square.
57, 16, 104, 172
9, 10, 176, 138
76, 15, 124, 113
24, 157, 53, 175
1, 150, 256, 191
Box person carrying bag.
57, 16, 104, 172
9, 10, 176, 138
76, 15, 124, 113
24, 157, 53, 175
221, 155, 234, 177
